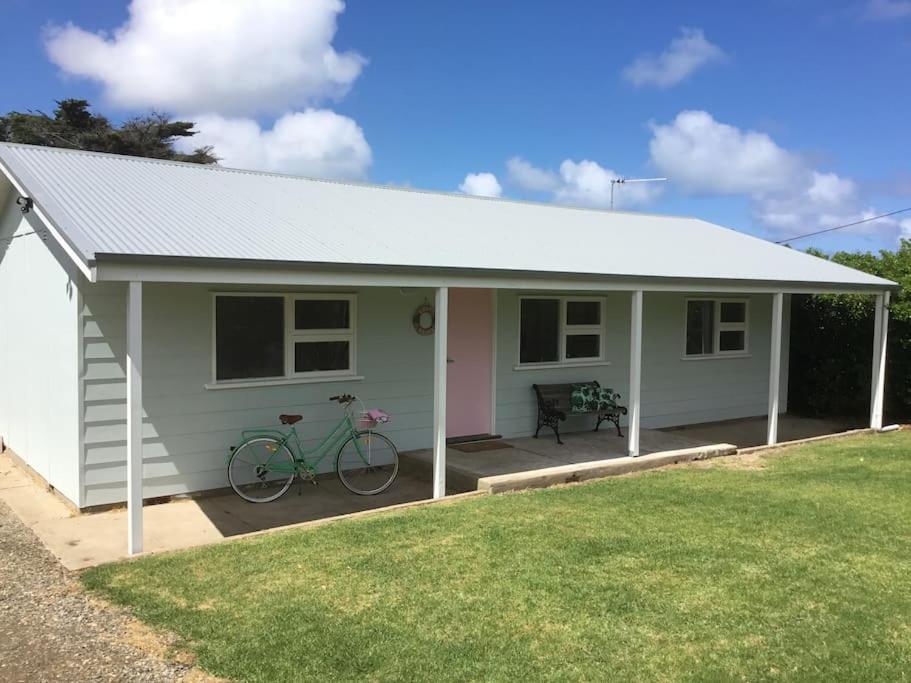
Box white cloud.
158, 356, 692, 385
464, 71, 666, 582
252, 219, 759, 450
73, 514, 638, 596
555, 160, 662, 208
649, 110, 905, 243
459, 172, 502, 197
649, 110, 803, 195
755, 172, 859, 232
506, 156, 559, 192
900, 219, 911, 240
866, 0, 911, 19
806, 171, 858, 206
44, 0, 365, 115
505, 158, 661, 209
756, 193, 911, 243
177, 109, 371, 178
622, 28, 726, 88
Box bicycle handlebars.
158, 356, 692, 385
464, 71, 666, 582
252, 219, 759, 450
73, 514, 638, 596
329, 394, 356, 404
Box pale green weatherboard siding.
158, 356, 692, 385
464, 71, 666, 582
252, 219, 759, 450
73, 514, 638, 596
79, 285, 789, 507
80, 283, 436, 507
0, 190, 81, 504
494, 290, 789, 437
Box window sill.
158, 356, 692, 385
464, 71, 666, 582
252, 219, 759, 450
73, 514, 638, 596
205, 375, 364, 390
513, 360, 612, 372
680, 353, 751, 361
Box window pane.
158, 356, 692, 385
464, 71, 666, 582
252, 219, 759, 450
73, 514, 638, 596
294, 341, 350, 373
686, 300, 714, 355
520, 299, 559, 363
720, 301, 746, 323
566, 300, 600, 326
565, 334, 600, 359
719, 330, 746, 352
295, 299, 350, 330
216, 296, 284, 380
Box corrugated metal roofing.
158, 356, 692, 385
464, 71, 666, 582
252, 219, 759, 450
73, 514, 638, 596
0, 142, 895, 288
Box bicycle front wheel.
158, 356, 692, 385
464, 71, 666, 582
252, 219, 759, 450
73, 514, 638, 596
228, 437, 296, 503
336, 431, 399, 495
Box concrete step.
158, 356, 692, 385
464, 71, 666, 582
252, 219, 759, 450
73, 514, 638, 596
476, 443, 737, 494
398, 451, 478, 493
401, 442, 737, 495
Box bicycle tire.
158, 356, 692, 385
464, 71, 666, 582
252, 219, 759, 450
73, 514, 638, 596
228, 437, 296, 503
336, 431, 399, 495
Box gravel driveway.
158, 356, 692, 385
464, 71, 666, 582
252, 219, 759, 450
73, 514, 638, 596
0, 500, 202, 682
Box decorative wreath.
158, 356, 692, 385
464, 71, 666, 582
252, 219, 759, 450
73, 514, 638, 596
412, 301, 435, 335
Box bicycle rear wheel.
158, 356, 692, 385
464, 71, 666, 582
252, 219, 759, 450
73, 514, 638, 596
336, 431, 399, 495
228, 437, 296, 503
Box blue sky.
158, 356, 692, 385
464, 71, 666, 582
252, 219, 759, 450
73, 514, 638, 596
1, 0, 909, 252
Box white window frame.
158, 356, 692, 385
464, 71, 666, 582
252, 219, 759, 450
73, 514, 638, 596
209, 292, 360, 389
288, 293, 357, 379
516, 295, 609, 369
683, 298, 750, 359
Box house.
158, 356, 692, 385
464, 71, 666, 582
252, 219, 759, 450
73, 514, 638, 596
0, 142, 897, 553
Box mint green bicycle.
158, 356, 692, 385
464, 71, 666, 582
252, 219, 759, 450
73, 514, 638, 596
227, 394, 399, 502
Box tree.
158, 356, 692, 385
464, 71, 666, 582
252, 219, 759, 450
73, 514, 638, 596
0, 99, 216, 164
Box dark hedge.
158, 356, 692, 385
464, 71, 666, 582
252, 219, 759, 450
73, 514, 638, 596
788, 242, 910, 422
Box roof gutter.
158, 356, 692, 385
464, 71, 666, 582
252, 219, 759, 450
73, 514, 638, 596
91, 252, 899, 295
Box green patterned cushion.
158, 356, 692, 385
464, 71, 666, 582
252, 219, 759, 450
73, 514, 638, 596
570, 384, 596, 413
571, 383, 619, 413
596, 387, 620, 412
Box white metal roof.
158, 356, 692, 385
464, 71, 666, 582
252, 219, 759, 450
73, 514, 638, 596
0, 142, 895, 290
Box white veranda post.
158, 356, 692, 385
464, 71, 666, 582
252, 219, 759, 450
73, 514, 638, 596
126, 281, 143, 555
870, 291, 890, 430
432, 287, 449, 498
767, 292, 784, 446
628, 291, 643, 457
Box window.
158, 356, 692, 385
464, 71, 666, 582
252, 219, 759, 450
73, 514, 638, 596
291, 296, 355, 375
215, 296, 285, 380
214, 293, 356, 383
684, 299, 748, 357
520, 299, 560, 363
519, 297, 605, 366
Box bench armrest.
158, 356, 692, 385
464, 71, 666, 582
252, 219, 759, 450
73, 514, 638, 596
537, 398, 565, 419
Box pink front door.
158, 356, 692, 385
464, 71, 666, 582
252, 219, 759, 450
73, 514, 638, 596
446, 288, 493, 438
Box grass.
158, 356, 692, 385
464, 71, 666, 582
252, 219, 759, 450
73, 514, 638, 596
82, 432, 911, 682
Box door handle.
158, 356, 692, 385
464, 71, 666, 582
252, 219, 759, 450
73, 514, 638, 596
447, 358, 455, 363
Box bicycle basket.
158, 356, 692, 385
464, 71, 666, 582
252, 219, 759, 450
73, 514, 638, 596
359, 409, 391, 429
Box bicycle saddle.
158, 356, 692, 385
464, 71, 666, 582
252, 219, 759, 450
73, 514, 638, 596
279, 414, 302, 425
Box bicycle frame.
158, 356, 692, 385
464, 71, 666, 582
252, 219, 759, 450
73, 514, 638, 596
235, 407, 371, 476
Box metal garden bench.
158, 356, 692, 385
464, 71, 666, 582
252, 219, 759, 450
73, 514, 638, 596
532, 381, 627, 445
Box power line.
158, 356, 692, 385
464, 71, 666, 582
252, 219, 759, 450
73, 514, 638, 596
775, 207, 911, 244
0, 231, 39, 244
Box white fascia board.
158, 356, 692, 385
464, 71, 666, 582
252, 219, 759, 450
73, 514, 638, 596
0, 159, 96, 282
93, 259, 895, 295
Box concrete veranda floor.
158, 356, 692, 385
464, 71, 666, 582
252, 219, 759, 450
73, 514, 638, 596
399, 415, 859, 491
0, 452, 435, 570
400, 426, 710, 491
0, 414, 859, 570
659, 414, 860, 449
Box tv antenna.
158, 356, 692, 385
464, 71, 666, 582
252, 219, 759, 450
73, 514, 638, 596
610, 177, 667, 209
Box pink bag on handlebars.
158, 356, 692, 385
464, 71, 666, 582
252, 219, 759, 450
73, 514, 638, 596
359, 409, 390, 429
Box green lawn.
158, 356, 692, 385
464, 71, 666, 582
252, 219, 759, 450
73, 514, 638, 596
83, 432, 911, 682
